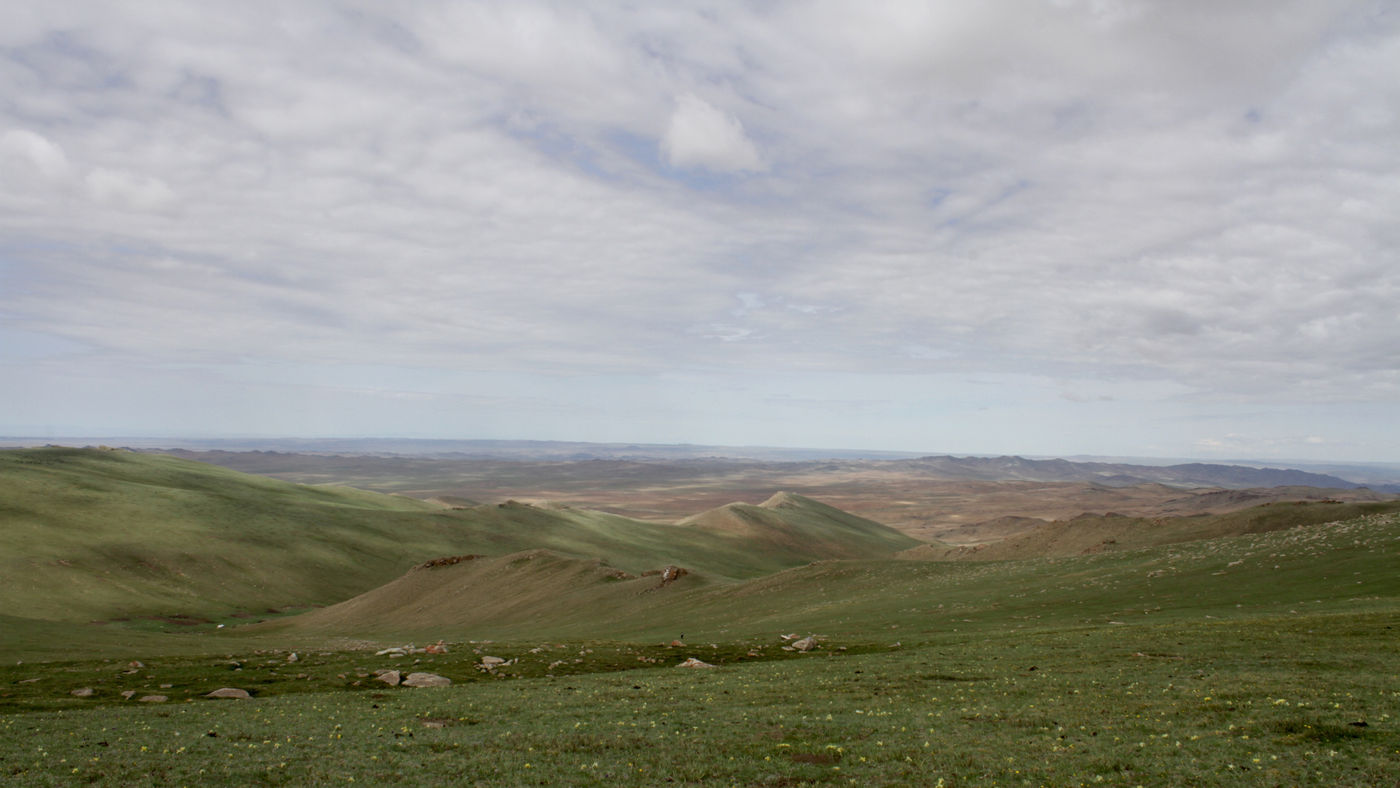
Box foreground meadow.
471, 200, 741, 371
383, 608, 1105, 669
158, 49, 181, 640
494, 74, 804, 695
3, 611, 1397, 786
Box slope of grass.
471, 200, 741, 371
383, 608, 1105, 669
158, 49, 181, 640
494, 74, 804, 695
901, 500, 1400, 561
2, 499, 1396, 785
0, 447, 469, 625
0, 448, 928, 657
248, 509, 1400, 652
679, 491, 923, 558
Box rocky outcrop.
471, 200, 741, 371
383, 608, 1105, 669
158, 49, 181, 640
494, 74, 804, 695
402, 672, 451, 688
417, 555, 485, 570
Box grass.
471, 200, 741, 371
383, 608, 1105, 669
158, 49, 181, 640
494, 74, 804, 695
2, 612, 1395, 786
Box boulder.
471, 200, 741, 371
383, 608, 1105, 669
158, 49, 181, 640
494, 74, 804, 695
374, 670, 401, 686
205, 688, 251, 699
676, 658, 715, 669
402, 672, 451, 688
792, 636, 817, 652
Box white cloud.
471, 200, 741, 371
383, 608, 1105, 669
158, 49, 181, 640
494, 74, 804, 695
661, 94, 763, 173
83, 167, 176, 212
0, 128, 71, 183
0, 1, 1397, 459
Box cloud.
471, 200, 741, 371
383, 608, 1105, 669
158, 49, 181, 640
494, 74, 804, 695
0, 1, 1396, 458
0, 129, 71, 183
661, 94, 764, 173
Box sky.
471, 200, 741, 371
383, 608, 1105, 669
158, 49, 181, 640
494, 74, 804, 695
1, 1, 1397, 462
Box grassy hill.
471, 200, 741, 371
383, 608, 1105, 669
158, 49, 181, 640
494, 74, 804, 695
258, 505, 1400, 648
899, 499, 1400, 561
678, 491, 922, 558
0, 447, 470, 625
0, 448, 924, 648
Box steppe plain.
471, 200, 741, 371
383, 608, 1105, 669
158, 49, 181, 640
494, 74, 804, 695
2, 445, 1397, 786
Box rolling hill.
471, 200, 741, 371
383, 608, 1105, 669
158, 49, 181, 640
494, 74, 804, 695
0, 447, 923, 643
899, 500, 1400, 561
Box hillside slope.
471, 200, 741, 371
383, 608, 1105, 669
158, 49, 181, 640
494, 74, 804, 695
679, 492, 923, 558
263, 509, 1400, 645
0, 448, 924, 631
898, 500, 1400, 561
0, 447, 465, 623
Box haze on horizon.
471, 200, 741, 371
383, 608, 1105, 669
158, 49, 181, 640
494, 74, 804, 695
2, 2, 1397, 463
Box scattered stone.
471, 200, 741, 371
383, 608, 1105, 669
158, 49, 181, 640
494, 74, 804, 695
402, 672, 451, 688
205, 688, 251, 699
425, 641, 448, 655
159, 683, 173, 689
669, 640, 685, 647
374, 670, 401, 686
71, 688, 95, 697
780, 633, 798, 641
138, 695, 168, 703
17, 677, 40, 684
480, 656, 506, 667
286, 653, 299, 663
120, 690, 137, 699
677, 658, 715, 669
128, 660, 145, 668
792, 636, 818, 652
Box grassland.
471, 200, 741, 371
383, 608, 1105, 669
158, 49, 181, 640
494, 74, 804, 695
1, 448, 1397, 785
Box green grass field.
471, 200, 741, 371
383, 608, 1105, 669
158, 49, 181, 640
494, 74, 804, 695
2, 448, 1397, 785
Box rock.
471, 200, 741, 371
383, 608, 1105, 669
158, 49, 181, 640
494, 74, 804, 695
792, 637, 817, 652
425, 641, 448, 655
71, 688, 95, 697
286, 653, 299, 663
779, 633, 798, 641
676, 658, 715, 669
480, 656, 506, 667
128, 660, 145, 668
402, 672, 451, 688
374, 670, 401, 686
205, 688, 251, 699
669, 640, 685, 647
138, 695, 168, 703
120, 690, 137, 699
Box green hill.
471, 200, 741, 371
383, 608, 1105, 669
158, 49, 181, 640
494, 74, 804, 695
0, 448, 925, 650
262, 504, 1400, 647
0, 447, 463, 624
899, 500, 1400, 561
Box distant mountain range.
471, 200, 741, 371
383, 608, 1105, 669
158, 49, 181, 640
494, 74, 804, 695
885, 455, 1383, 491
3, 436, 1396, 491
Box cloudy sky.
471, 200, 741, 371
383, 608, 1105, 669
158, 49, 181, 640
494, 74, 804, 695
2, 1, 1397, 461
